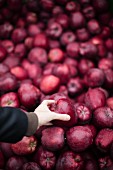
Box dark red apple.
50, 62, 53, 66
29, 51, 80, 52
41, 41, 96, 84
93, 107, 113, 128
98, 58, 113, 70
0, 92, 20, 108
92, 0, 109, 13
79, 42, 98, 59
5, 156, 27, 170
14, 43, 26, 58
87, 19, 101, 34
41, 126, 65, 151
84, 68, 105, 87
0, 22, 13, 39
24, 37, 33, 49
27, 24, 41, 37
52, 64, 70, 84
95, 128, 113, 152
48, 48, 64, 63
18, 84, 41, 110
99, 156, 113, 170
22, 162, 41, 170
83, 6, 95, 20
1, 40, 14, 53
10, 66, 28, 80
33, 33, 48, 49
76, 28, 90, 42
39, 75, 60, 94
0, 63, 9, 76
75, 103, 92, 124
11, 28, 27, 44
78, 59, 95, 75
28, 47, 48, 66
55, 14, 69, 29
84, 88, 106, 110
66, 42, 79, 58
65, 1, 79, 12
67, 77, 84, 97
3, 53, 20, 69
11, 136, 37, 155
106, 97, 113, 110
0, 45, 7, 62
26, 12, 38, 24
66, 126, 93, 152
71, 12, 85, 28
0, 73, 17, 93
50, 98, 77, 127
56, 151, 84, 170
33, 146, 56, 170
0, 142, 15, 159
46, 22, 62, 38
60, 31, 76, 46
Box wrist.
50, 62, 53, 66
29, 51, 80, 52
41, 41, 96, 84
25, 112, 39, 136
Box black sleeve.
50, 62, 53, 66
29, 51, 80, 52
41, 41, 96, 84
0, 107, 28, 143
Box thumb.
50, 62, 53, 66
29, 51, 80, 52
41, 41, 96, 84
52, 113, 71, 121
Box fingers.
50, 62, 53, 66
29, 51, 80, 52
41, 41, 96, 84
45, 122, 53, 126
52, 112, 71, 121
42, 100, 56, 105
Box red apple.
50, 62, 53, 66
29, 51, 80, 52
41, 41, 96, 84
10, 66, 28, 80
0, 63, 9, 76
0, 92, 20, 108
52, 64, 70, 84
22, 162, 41, 170
33, 33, 48, 49
14, 43, 26, 59
3, 53, 20, 69
66, 126, 93, 152
28, 47, 48, 66
5, 156, 27, 170
0, 45, 7, 62
95, 128, 113, 152
1, 40, 14, 53
33, 146, 56, 170
39, 75, 60, 94
50, 98, 77, 127
27, 24, 41, 37
56, 151, 84, 170
18, 84, 41, 110
41, 126, 65, 151
48, 48, 64, 63
84, 88, 106, 110
0, 73, 17, 93
11, 136, 37, 155
0, 142, 15, 159
11, 28, 27, 44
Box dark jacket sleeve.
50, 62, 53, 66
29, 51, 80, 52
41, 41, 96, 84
0, 107, 28, 143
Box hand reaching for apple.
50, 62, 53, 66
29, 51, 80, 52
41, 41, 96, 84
34, 100, 70, 128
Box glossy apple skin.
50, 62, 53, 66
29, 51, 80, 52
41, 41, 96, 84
18, 84, 41, 110
66, 126, 93, 152
33, 146, 56, 170
41, 126, 65, 151
49, 98, 78, 127
22, 162, 41, 170
11, 136, 37, 155
56, 151, 84, 170
0, 92, 20, 108
5, 156, 27, 170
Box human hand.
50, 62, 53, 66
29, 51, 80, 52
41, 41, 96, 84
34, 100, 70, 128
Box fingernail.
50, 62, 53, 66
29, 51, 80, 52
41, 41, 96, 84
66, 115, 70, 120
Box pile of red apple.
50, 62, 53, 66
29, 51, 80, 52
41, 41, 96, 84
1, 0, 113, 169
